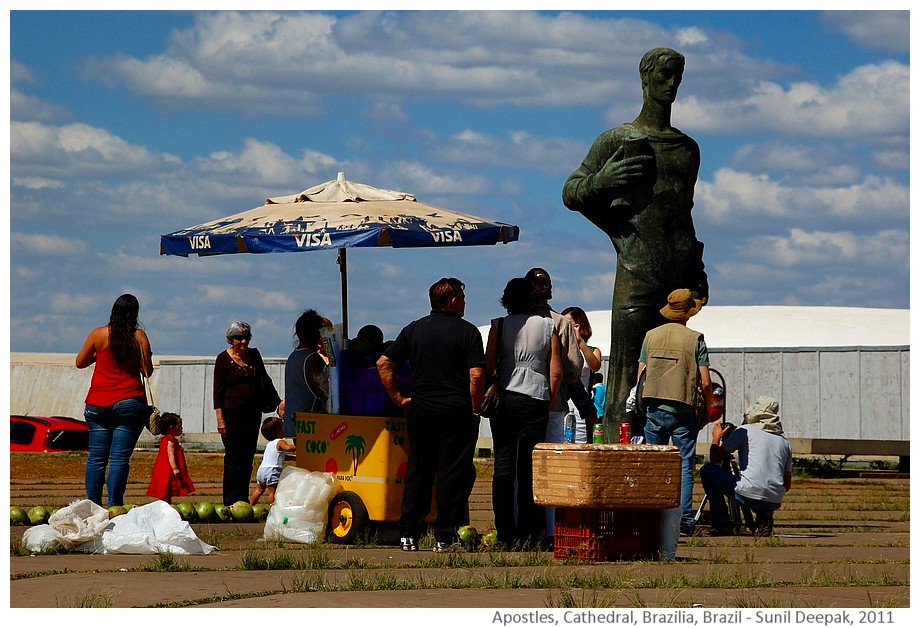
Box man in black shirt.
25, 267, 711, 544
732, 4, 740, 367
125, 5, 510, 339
377, 277, 485, 551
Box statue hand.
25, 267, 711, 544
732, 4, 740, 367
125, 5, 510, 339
594, 145, 653, 190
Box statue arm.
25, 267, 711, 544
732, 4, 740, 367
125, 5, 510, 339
563, 133, 652, 216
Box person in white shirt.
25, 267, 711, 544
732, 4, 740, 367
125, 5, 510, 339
250, 416, 296, 506
701, 396, 792, 537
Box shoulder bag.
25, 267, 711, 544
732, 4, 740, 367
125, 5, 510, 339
480, 317, 504, 419
145, 375, 162, 435
252, 349, 281, 413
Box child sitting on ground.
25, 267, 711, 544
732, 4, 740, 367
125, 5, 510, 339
146, 412, 195, 503
250, 416, 297, 506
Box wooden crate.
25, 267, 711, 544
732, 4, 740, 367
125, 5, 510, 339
532, 443, 681, 508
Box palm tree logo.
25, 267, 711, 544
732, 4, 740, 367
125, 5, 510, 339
344, 434, 366, 475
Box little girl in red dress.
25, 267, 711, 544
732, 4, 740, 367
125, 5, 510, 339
146, 412, 195, 503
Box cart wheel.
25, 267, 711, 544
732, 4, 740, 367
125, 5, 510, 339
327, 491, 369, 545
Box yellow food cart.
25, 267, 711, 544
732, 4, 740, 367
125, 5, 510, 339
295, 348, 426, 544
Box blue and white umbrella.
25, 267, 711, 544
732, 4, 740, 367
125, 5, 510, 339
160, 172, 519, 338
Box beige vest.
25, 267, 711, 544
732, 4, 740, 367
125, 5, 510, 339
641, 323, 702, 407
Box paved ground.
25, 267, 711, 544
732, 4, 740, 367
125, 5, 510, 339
9, 459, 910, 610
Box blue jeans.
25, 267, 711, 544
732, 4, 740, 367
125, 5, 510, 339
644, 404, 699, 528
700, 462, 782, 527
84, 398, 147, 507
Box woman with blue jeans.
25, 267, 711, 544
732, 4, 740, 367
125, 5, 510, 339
76, 294, 154, 507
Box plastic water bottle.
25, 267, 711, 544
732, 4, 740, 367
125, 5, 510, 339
563, 412, 576, 443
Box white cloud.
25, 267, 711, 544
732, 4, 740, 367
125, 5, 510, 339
10, 88, 71, 123
820, 11, 909, 53
11, 232, 89, 255
696, 168, 908, 229
12, 176, 65, 190
376, 160, 493, 197
737, 228, 908, 270
708, 228, 908, 308
10, 121, 174, 177
679, 61, 908, 138
50, 293, 98, 313
86, 11, 766, 112
435, 129, 587, 175
729, 142, 859, 185
675, 27, 709, 47
11, 59, 37, 84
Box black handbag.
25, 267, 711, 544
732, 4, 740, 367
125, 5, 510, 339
253, 349, 280, 413
480, 318, 504, 418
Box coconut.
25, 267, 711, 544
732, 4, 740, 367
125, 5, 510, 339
10, 506, 29, 526
458, 525, 479, 550
215, 505, 232, 523
457, 525, 478, 543
480, 528, 499, 548
230, 501, 254, 522
174, 501, 197, 522
251, 504, 268, 522
28, 506, 50, 525
195, 501, 217, 523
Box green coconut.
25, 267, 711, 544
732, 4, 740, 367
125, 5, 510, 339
251, 504, 268, 522
28, 506, 50, 525
174, 501, 197, 522
10, 506, 30, 526
195, 501, 217, 523
229, 501, 254, 523
215, 505, 232, 523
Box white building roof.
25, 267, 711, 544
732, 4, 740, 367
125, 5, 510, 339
478, 306, 909, 352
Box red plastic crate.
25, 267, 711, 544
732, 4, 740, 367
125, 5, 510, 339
553, 507, 662, 561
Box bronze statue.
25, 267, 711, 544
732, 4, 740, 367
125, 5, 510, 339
562, 47, 708, 435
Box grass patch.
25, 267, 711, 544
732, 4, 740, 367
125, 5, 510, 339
239, 550, 303, 570
57, 589, 116, 608
545, 588, 621, 608
135, 552, 195, 572
9, 538, 70, 556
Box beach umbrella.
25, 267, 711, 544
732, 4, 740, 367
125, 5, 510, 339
160, 172, 520, 339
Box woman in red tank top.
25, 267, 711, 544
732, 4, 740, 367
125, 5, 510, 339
76, 294, 154, 507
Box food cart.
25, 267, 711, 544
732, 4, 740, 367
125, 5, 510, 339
294, 343, 422, 543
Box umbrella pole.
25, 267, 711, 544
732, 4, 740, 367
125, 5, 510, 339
337, 247, 348, 345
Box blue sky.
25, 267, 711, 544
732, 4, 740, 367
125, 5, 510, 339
7, 8, 910, 360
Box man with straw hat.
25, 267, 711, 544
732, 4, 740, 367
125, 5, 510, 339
637, 288, 713, 536
700, 396, 793, 537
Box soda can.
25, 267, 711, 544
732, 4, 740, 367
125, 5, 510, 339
592, 423, 605, 444
619, 422, 632, 444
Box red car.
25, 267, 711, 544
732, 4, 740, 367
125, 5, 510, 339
10, 415, 89, 452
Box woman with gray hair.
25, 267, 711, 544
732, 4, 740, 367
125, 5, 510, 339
213, 321, 281, 506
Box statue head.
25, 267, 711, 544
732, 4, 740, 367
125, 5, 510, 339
639, 47, 685, 104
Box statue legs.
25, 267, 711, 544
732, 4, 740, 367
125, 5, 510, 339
604, 296, 665, 437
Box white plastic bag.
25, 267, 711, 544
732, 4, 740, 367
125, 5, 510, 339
22, 525, 68, 553
49, 499, 110, 545
22, 499, 110, 553
102, 500, 216, 555
261, 466, 337, 543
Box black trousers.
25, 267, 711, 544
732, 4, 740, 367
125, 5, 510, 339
220, 407, 261, 506
400, 404, 478, 543
490, 391, 550, 546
